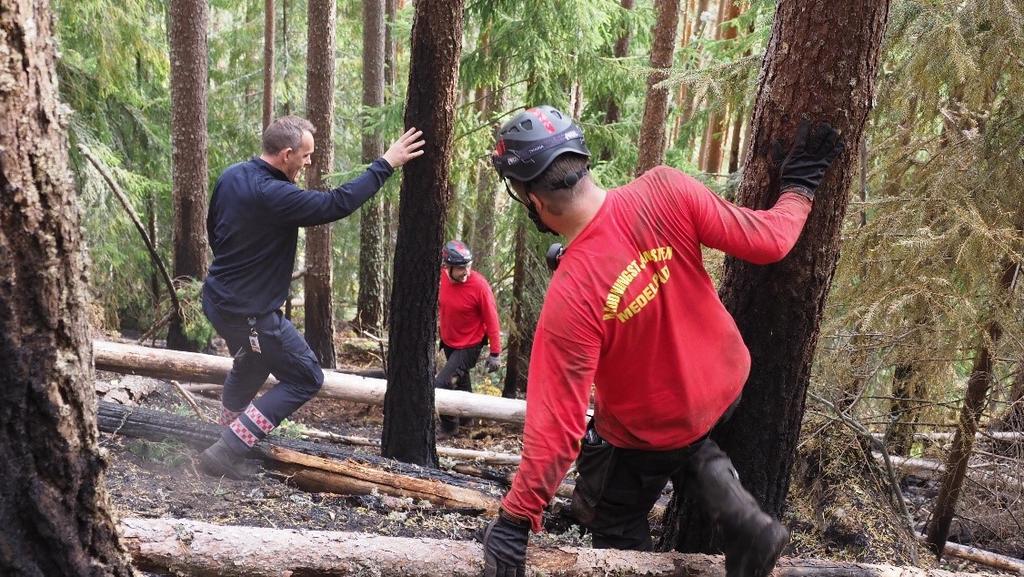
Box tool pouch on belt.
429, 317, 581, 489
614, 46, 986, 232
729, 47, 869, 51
571, 420, 617, 526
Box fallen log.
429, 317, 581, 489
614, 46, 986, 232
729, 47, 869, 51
915, 533, 1024, 575
97, 401, 502, 512
874, 453, 1022, 489
266, 445, 498, 514
872, 431, 1023, 444
95, 340, 526, 424
119, 517, 1011, 577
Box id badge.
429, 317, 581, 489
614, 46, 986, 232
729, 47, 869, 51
249, 329, 262, 354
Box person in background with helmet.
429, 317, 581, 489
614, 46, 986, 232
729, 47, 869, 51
480, 105, 843, 577
197, 116, 425, 479
435, 240, 503, 438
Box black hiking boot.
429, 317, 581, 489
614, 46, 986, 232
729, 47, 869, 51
723, 512, 789, 577
198, 438, 259, 480
690, 440, 790, 577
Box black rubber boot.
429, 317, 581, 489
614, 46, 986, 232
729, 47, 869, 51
198, 438, 259, 480
689, 441, 789, 577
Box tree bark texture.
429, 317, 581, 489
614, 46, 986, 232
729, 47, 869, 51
166, 0, 210, 352
93, 340, 528, 423
354, 0, 388, 334
0, 2, 135, 573
665, 0, 891, 553
635, 0, 681, 176
304, 0, 338, 368
262, 0, 275, 130
119, 518, 1009, 577
383, 0, 465, 466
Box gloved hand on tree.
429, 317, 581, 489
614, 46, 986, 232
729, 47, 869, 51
482, 508, 530, 577
778, 118, 845, 200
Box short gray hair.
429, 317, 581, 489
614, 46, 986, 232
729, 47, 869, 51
262, 116, 316, 154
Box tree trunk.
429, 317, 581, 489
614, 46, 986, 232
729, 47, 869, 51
635, 0, 681, 176
166, 0, 210, 352
120, 518, 1010, 577
700, 0, 740, 174
0, 2, 135, 572
727, 109, 744, 173
382, 0, 400, 322
502, 219, 530, 398
354, 0, 388, 334
471, 80, 501, 280
887, 362, 921, 457
601, 0, 635, 162
304, 0, 338, 368
262, 0, 275, 130
664, 0, 890, 553
925, 322, 1000, 557
996, 362, 1024, 432
382, 0, 465, 466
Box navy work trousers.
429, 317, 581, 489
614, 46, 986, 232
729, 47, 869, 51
433, 340, 484, 434
203, 294, 324, 453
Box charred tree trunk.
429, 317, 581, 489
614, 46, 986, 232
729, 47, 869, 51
382, 0, 465, 466
166, 0, 210, 352
635, 0, 681, 176
925, 247, 1016, 562
262, 0, 275, 130
354, 0, 388, 334
304, 0, 338, 368
663, 0, 890, 553
887, 362, 921, 457
0, 2, 134, 572
502, 219, 530, 398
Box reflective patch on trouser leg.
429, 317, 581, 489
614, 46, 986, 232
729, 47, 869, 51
229, 419, 259, 447
219, 406, 242, 427
244, 403, 275, 435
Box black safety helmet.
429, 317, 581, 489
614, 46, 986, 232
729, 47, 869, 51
442, 240, 473, 266
491, 105, 591, 183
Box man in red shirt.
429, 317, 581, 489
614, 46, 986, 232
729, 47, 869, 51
435, 240, 502, 437
481, 106, 842, 577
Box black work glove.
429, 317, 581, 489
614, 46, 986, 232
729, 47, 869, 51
483, 509, 530, 577
778, 118, 844, 200
485, 353, 501, 373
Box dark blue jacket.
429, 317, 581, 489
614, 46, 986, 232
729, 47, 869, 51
203, 157, 393, 316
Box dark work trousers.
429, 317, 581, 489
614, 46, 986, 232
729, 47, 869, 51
433, 339, 485, 434
571, 396, 741, 550
203, 294, 324, 453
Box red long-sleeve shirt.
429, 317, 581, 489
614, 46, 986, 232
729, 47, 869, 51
438, 269, 502, 355
502, 166, 813, 531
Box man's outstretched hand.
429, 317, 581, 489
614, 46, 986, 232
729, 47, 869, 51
382, 127, 426, 169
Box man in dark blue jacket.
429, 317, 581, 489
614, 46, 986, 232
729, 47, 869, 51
198, 116, 424, 478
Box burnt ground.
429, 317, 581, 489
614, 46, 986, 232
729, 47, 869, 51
99, 336, 1022, 576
